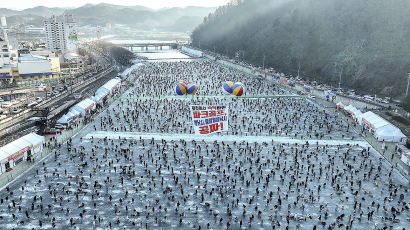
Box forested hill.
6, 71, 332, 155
191, 0, 410, 99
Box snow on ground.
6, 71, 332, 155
0, 59, 408, 230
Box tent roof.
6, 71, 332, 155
68, 110, 81, 117
0, 143, 21, 158
21, 133, 44, 146
0, 149, 9, 162
101, 78, 121, 91
0, 138, 31, 161
352, 109, 362, 117
94, 89, 109, 101
361, 111, 389, 129
344, 105, 354, 111
120, 64, 140, 78
74, 98, 95, 110
96, 87, 109, 96
375, 124, 406, 138
10, 138, 31, 150
57, 115, 69, 124
345, 105, 362, 116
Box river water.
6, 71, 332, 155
110, 39, 192, 61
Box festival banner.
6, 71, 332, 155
190, 105, 229, 135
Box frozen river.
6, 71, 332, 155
0, 59, 408, 229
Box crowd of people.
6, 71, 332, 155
97, 60, 358, 139
0, 59, 408, 229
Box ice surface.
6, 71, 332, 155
0, 60, 408, 230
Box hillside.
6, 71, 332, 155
191, 0, 410, 100
1, 4, 215, 32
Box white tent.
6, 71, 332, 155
68, 109, 81, 119
120, 64, 141, 80
21, 133, 44, 154
336, 102, 344, 110
61, 110, 80, 125
0, 149, 8, 164
57, 115, 70, 124
6, 138, 31, 160
344, 105, 354, 113
94, 87, 110, 103
374, 124, 407, 142
0, 132, 44, 174
360, 111, 389, 130
344, 105, 362, 119
401, 151, 410, 166
71, 98, 96, 117
181, 46, 203, 57
351, 108, 362, 119
359, 111, 407, 142
0, 138, 30, 165
101, 78, 121, 94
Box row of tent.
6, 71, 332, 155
337, 102, 407, 143
271, 75, 289, 85
0, 133, 44, 175
57, 77, 122, 126
57, 63, 145, 126
181, 46, 203, 58
120, 63, 145, 80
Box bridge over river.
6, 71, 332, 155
116, 40, 188, 51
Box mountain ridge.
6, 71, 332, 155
1, 3, 216, 32
191, 0, 410, 99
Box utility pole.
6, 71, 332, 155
406, 73, 410, 96
297, 61, 301, 78
338, 66, 343, 91
262, 55, 266, 70
69, 63, 73, 95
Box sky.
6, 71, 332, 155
5, 0, 231, 10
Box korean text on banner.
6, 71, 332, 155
190, 105, 229, 135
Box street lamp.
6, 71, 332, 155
338, 67, 343, 92
262, 55, 266, 70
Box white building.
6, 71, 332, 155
44, 15, 77, 52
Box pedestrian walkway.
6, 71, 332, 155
84, 131, 369, 147
314, 97, 410, 181
120, 94, 301, 100
339, 110, 410, 181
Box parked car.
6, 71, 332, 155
27, 101, 38, 107
43, 128, 59, 135
73, 93, 82, 99
55, 123, 67, 129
